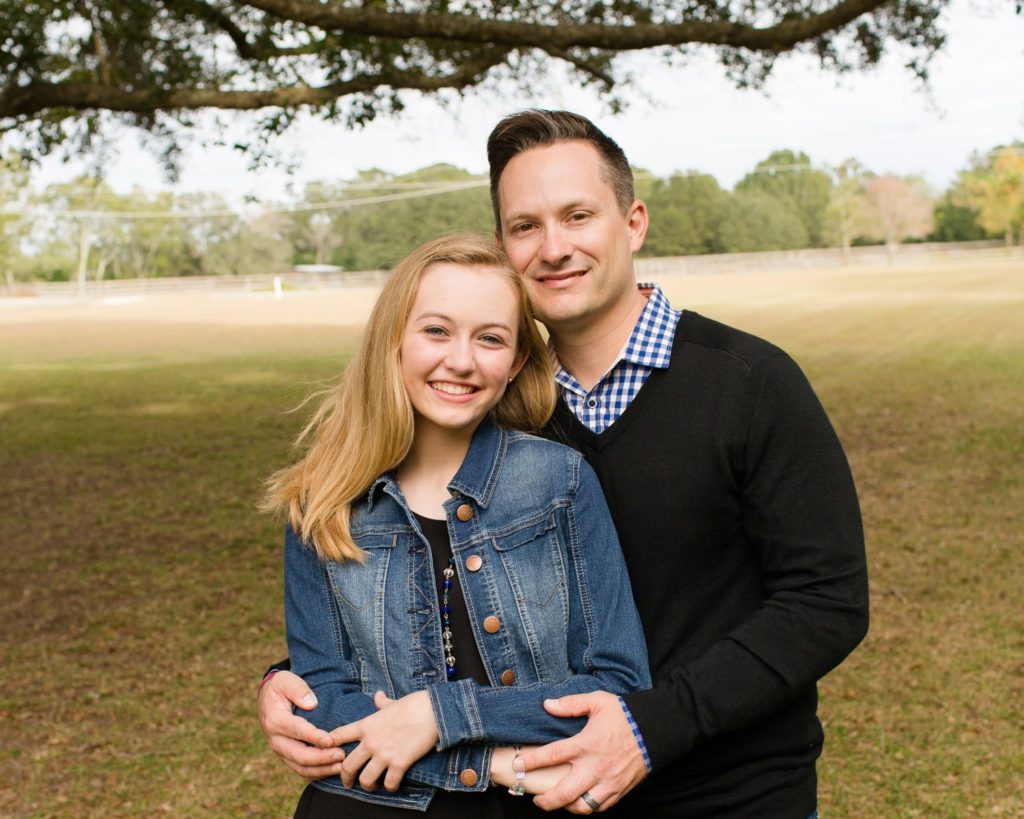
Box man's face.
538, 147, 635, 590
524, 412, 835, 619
496, 140, 648, 333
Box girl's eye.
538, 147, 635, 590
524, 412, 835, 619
480, 334, 505, 345
424, 326, 447, 336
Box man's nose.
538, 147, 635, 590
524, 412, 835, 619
539, 226, 572, 265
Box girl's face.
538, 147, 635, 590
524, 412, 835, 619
400, 262, 525, 438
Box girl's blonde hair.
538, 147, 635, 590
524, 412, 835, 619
263, 233, 556, 563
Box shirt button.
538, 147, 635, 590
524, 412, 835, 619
586, 397, 599, 408
500, 669, 516, 686
456, 504, 474, 522
483, 615, 501, 634
465, 554, 483, 572
460, 768, 479, 786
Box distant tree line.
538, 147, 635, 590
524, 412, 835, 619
1, 143, 1021, 290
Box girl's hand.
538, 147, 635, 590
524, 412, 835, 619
329, 691, 439, 792
490, 746, 573, 795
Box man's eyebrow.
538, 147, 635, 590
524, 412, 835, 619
503, 199, 593, 223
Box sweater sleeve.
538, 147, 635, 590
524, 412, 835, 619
621, 352, 869, 769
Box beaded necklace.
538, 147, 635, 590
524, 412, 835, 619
440, 557, 457, 678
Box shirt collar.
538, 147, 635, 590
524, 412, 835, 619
551, 283, 678, 388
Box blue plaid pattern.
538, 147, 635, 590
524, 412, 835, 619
554, 284, 681, 434
617, 696, 653, 773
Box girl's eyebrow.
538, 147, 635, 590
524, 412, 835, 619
413, 312, 514, 334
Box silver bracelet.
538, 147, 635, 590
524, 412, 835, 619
508, 745, 526, 796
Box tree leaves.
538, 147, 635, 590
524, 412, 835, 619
0, 0, 959, 167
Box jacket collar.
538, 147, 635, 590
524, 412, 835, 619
364, 417, 506, 511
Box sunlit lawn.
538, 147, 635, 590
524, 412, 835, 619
2, 253, 1022, 817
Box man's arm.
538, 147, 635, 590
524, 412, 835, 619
622, 352, 868, 764
258, 668, 345, 779
521, 352, 869, 811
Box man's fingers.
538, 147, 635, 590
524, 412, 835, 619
531, 768, 596, 812
269, 670, 319, 710
373, 690, 395, 709
542, 692, 600, 718
269, 735, 345, 780
517, 736, 577, 771
267, 712, 334, 748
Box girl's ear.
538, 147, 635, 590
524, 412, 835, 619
508, 349, 528, 383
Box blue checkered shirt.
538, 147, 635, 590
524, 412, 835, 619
554, 284, 681, 434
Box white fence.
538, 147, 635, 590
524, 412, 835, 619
4, 240, 1016, 299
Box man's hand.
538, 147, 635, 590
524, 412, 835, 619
258, 670, 345, 779
517, 691, 648, 814
330, 690, 439, 792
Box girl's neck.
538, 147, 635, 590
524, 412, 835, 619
397, 422, 475, 518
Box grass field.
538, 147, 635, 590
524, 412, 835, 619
2, 253, 1022, 817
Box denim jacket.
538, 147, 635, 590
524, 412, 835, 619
284, 418, 650, 810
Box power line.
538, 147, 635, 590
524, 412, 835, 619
0, 178, 489, 220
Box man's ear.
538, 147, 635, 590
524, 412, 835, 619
627, 200, 649, 253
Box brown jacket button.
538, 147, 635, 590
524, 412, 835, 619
482, 615, 501, 634
456, 504, 473, 522
460, 768, 478, 786
465, 554, 483, 572
501, 669, 516, 686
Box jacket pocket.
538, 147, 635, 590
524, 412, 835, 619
492, 513, 567, 611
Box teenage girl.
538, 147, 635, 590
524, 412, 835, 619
265, 234, 649, 817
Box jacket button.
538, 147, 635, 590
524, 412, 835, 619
483, 615, 501, 634
456, 504, 473, 522
501, 669, 516, 685
465, 554, 483, 572
460, 768, 478, 786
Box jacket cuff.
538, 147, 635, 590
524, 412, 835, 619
428, 678, 484, 749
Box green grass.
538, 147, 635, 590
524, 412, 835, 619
2, 255, 1022, 817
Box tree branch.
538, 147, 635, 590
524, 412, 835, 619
240, 0, 890, 53
173, 0, 329, 59
0, 53, 509, 118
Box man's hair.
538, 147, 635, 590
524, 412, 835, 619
487, 109, 635, 232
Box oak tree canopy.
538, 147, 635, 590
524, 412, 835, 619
0, 0, 961, 166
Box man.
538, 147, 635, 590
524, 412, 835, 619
259, 110, 868, 817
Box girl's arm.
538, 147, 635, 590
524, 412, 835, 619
396, 462, 650, 751
283, 525, 490, 793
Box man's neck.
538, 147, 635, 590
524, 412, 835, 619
549, 287, 648, 391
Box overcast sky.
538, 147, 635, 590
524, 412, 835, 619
30, 0, 1024, 201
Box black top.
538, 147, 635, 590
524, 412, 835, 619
417, 513, 490, 686
543, 310, 868, 817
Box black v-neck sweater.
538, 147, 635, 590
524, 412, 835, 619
544, 310, 868, 816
